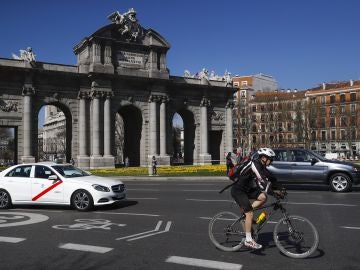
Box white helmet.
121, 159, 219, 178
257, 148, 275, 159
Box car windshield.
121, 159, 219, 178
51, 165, 90, 178
309, 150, 324, 160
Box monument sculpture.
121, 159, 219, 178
107, 8, 144, 41
11, 47, 36, 62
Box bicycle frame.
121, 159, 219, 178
251, 195, 289, 236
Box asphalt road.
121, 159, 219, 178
0, 179, 359, 270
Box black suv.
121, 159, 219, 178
268, 148, 360, 192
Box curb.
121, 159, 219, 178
112, 176, 229, 181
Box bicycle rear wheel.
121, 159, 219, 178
208, 211, 245, 252
274, 215, 319, 259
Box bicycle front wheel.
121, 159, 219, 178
208, 211, 245, 252
274, 215, 319, 259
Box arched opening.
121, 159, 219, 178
172, 109, 195, 165
37, 104, 72, 163
0, 127, 17, 166
115, 105, 142, 167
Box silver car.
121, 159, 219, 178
268, 148, 360, 192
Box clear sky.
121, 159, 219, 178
1, 0, 360, 90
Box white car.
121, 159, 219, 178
0, 162, 126, 211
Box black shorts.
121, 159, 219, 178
231, 186, 262, 213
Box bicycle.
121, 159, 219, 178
208, 188, 319, 259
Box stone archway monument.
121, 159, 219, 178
0, 8, 235, 169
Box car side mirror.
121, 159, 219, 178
48, 175, 58, 180
311, 158, 318, 165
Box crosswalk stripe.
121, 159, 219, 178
59, 243, 113, 253
0, 236, 26, 243
166, 256, 242, 270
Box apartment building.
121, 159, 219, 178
234, 79, 360, 158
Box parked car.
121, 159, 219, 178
0, 162, 126, 211
268, 148, 360, 192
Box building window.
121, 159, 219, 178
340, 117, 347, 127
287, 122, 292, 131
330, 106, 335, 116
350, 104, 356, 114
261, 135, 265, 143
252, 136, 256, 143
260, 115, 265, 122
240, 90, 246, 98
320, 96, 325, 104
320, 118, 326, 128
331, 130, 336, 140
321, 131, 326, 141
330, 118, 335, 127
233, 82, 239, 87
242, 81, 248, 86
350, 92, 356, 102
252, 105, 256, 112
341, 130, 346, 140
340, 94, 346, 103
330, 95, 336, 103
340, 105, 346, 114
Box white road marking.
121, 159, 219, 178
127, 197, 158, 200
166, 256, 242, 270
199, 217, 278, 224
127, 189, 159, 191
126, 184, 161, 186
116, 220, 163, 241
341, 226, 360, 230
127, 221, 172, 241
95, 212, 160, 217
59, 243, 113, 253
285, 202, 357, 207
0, 212, 49, 228
0, 236, 26, 243
186, 199, 233, 202
182, 190, 221, 192
177, 184, 216, 186
13, 209, 64, 213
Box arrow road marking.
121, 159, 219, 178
116, 220, 172, 241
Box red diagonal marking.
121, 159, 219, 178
32, 180, 63, 201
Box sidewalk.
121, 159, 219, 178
112, 175, 229, 181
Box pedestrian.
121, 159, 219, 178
124, 156, 129, 167
70, 158, 75, 166
152, 156, 157, 175
236, 148, 243, 165
226, 152, 234, 175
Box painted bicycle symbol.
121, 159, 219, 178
52, 219, 126, 231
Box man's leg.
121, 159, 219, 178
252, 192, 267, 209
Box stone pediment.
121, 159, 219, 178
73, 9, 170, 79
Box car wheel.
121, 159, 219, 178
71, 189, 94, 211
0, 189, 12, 209
329, 173, 352, 192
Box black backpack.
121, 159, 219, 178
221, 158, 252, 193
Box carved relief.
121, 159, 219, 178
0, 99, 18, 112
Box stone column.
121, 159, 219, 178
199, 97, 212, 164
21, 87, 36, 163
90, 90, 102, 168
159, 96, 170, 166
77, 92, 90, 169
148, 95, 158, 156
103, 92, 115, 168
226, 100, 234, 155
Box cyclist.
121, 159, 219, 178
230, 147, 283, 249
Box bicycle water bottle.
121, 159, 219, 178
256, 211, 267, 226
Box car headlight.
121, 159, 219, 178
92, 184, 110, 192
